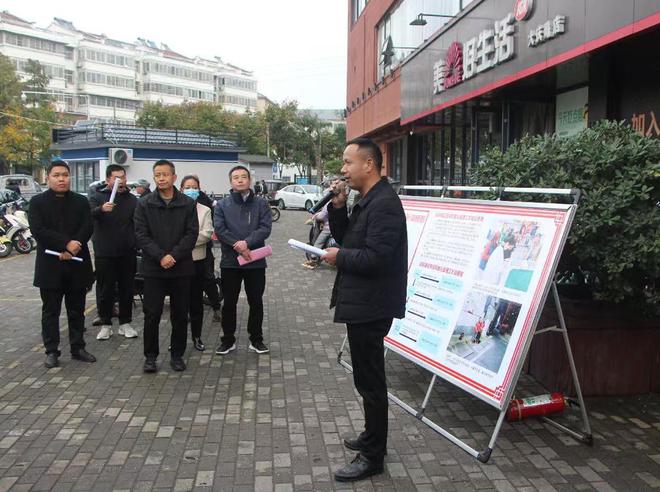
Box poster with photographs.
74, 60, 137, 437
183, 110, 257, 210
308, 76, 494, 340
386, 197, 576, 410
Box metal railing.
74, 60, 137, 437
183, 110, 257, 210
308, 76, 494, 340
52, 123, 240, 149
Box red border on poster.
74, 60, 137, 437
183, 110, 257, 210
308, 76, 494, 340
385, 197, 572, 408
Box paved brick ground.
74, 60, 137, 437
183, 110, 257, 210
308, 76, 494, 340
0, 209, 658, 491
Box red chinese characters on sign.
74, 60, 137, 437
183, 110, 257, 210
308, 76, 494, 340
514, 0, 534, 21
444, 42, 464, 89
631, 111, 660, 138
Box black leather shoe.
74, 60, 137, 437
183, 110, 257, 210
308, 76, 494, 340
344, 437, 365, 452
45, 353, 59, 369
193, 337, 205, 351
72, 349, 96, 363
344, 437, 387, 455
143, 358, 157, 373
170, 358, 186, 371
334, 454, 383, 482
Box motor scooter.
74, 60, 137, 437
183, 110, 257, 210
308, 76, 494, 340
1, 212, 34, 254
0, 223, 12, 258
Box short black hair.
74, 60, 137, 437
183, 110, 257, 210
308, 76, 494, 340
180, 175, 200, 188
47, 159, 70, 174
346, 137, 383, 171
228, 165, 251, 180
153, 159, 175, 173
105, 164, 126, 178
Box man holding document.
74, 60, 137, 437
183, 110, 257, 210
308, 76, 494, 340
29, 160, 97, 369
322, 138, 408, 482
213, 165, 272, 356
88, 164, 138, 341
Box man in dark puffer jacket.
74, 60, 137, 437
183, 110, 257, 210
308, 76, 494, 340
323, 138, 407, 482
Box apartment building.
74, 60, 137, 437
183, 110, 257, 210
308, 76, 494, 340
0, 11, 258, 123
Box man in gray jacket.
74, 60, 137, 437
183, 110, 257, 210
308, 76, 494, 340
213, 165, 272, 355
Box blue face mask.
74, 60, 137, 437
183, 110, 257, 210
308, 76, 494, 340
183, 188, 200, 200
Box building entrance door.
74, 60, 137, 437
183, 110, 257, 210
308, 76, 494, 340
471, 107, 502, 165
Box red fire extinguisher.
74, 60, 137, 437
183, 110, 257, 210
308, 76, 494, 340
506, 392, 567, 422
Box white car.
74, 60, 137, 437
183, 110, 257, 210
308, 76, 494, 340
275, 184, 323, 210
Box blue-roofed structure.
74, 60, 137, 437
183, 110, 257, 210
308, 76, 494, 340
51, 124, 245, 196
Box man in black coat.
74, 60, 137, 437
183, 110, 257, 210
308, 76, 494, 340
323, 138, 407, 482
28, 160, 97, 368
134, 160, 198, 373
89, 164, 138, 341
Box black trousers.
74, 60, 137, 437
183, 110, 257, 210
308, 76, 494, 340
95, 255, 136, 325
220, 267, 265, 345
189, 260, 205, 339
40, 288, 87, 356
346, 318, 392, 462
203, 246, 222, 309
143, 276, 191, 359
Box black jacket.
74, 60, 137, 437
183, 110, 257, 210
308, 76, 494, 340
134, 187, 198, 278
29, 189, 94, 290
328, 177, 407, 323
88, 183, 138, 257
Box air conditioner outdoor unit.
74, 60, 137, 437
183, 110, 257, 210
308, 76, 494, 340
109, 148, 133, 166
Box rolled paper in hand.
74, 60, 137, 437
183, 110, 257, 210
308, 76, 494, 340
287, 238, 326, 258
237, 245, 273, 266
45, 249, 83, 262
108, 178, 120, 203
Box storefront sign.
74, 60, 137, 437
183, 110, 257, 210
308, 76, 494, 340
528, 15, 566, 47
631, 110, 660, 138
555, 86, 588, 138
431, 0, 567, 96
433, 14, 515, 94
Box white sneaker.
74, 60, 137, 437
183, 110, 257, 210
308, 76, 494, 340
119, 323, 138, 338
96, 325, 112, 340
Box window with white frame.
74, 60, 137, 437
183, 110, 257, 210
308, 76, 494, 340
376, 0, 463, 81
82, 71, 135, 89
352, 0, 369, 24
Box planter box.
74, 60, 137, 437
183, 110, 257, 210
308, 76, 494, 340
527, 297, 660, 396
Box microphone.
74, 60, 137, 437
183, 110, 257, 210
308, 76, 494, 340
307, 179, 346, 214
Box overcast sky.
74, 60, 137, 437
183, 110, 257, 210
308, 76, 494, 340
2, 0, 348, 109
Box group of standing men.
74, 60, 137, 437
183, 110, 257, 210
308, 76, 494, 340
28, 137, 408, 482
29, 159, 272, 372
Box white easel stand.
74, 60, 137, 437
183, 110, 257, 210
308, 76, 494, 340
337, 281, 593, 463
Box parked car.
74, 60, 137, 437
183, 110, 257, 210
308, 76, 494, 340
263, 179, 292, 204
275, 184, 323, 210
0, 175, 42, 201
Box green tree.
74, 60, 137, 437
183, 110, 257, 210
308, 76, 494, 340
471, 120, 660, 314
0, 54, 22, 111
0, 55, 56, 174
135, 99, 347, 182
23, 59, 50, 105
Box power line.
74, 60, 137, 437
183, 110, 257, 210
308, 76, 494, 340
0, 110, 71, 127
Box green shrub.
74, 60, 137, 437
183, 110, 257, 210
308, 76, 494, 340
471, 120, 660, 315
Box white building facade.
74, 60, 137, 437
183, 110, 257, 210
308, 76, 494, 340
0, 11, 258, 123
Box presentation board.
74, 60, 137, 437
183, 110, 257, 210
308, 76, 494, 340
385, 196, 576, 410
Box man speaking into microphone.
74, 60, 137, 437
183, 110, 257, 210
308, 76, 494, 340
322, 137, 407, 482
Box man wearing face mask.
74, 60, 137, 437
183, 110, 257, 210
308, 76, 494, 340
89, 164, 139, 340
